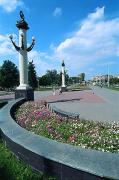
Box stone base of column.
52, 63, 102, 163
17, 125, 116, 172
61, 86, 67, 92
15, 88, 34, 101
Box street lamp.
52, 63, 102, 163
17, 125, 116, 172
9, 11, 35, 100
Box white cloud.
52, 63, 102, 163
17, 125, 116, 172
87, 6, 105, 21
28, 50, 56, 76
0, 34, 56, 75
0, 0, 24, 12
1, 7, 119, 77
0, 34, 17, 55
53, 7, 62, 17
54, 7, 119, 75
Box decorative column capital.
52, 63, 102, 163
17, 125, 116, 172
16, 11, 29, 30
62, 60, 65, 67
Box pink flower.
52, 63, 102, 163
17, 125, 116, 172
69, 135, 76, 142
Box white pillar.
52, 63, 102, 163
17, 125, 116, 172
17, 29, 29, 89
108, 64, 110, 88
62, 62, 66, 87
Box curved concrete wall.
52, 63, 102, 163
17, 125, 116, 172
0, 99, 119, 180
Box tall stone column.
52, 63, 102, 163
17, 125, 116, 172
9, 11, 35, 100
61, 60, 67, 92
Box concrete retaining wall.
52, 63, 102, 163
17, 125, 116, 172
0, 99, 119, 180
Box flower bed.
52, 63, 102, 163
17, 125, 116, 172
15, 101, 119, 153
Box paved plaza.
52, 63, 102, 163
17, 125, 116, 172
0, 87, 119, 123
35, 87, 119, 123
0, 92, 14, 101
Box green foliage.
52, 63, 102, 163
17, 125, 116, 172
109, 77, 119, 85
46, 70, 57, 85
38, 87, 53, 91
67, 84, 91, 91
39, 75, 50, 87
79, 73, 85, 82
68, 76, 79, 84
38, 69, 69, 87
28, 60, 38, 89
0, 139, 56, 179
0, 60, 19, 90
106, 86, 119, 91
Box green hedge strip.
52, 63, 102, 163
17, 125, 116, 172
0, 139, 55, 180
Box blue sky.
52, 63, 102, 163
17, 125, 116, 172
0, 0, 119, 79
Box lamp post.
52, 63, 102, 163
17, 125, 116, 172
9, 11, 35, 100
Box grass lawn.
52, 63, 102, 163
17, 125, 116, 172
36, 87, 53, 91
36, 86, 59, 91
15, 101, 119, 153
68, 84, 91, 91
0, 139, 55, 180
105, 86, 119, 91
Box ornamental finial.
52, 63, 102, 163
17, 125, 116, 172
16, 11, 29, 30
62, 60, 65, 67
20, 11, 24, 20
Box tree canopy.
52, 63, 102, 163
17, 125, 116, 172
79, 73, 85, 82
0, 60, 19, 90
38, 69, 69, 87
28, 60, 38, 89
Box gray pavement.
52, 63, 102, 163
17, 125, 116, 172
34, 90, 52, 98
48, 87, 119, 123
0, 88, 118, 123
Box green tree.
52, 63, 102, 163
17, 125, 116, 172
79, 73, 85, 82
65, 73, 69, 85
28, 60, 37, 89
38, 69, 69, 87
46, 70, 57, 85
39, 75, 50, 87
69, 77, 79, 84
56, 73, 61, 86
0, 60, 19, 90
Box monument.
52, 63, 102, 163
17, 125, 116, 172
61, 60, 67, 92
9, 11, 35, 100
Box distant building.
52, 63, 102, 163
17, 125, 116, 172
113, 75, 119, 79
92, 74, 114, 83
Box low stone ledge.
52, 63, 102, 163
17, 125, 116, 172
48, 104, 80, 119
0, 99, 119, 180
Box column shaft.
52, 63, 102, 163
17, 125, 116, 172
62, 66, 66, 87
18, 29, 28, 89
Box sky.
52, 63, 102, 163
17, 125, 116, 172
0, 0, 119, 79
